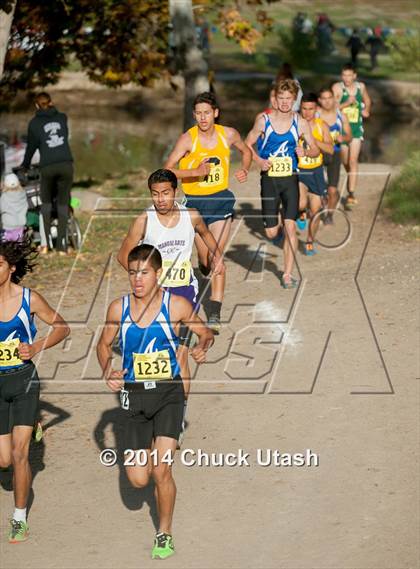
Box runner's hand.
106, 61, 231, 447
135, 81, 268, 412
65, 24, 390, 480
190, 334, 214, 364
18, 342, 37, 360
258, 158, 272, 171
296, 146, 305, 157
347, 95, 356, 105
190, 345, 208, 364
195, 160, 211, 177
234, 168, 248, 183
361, 109, 370, 118
106, 369, 126, 392
210, 254, 225, 276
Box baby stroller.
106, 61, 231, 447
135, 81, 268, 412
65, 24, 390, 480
12, 165, 82, 250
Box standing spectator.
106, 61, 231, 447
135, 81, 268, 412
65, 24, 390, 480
316, 13, 336, 53
273, 63, 303, 112
346, 28, 364, 66
0, 173, 28, 242
21, 92, 73, 255
366, 30, 384, 70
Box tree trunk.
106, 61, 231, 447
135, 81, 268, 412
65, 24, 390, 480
0, 1, 16, 80
169, 0, 209, 130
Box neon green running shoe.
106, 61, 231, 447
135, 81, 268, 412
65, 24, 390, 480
151, 532, 175, 559
9, 519, 29, 543
32, 421, 43, 443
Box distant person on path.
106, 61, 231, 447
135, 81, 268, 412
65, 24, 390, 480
346, 29, 363, 66
21, 92, 73, 255
366, 31, 384, 70
316, 13, 336, 53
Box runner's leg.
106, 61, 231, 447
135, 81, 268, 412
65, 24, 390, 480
151, 436, 178, 534
283, 219, 297, 276
347, 138, 362, 195
0, 433, 12, 468
308, 193, 322, 242
11, 426, 33, 509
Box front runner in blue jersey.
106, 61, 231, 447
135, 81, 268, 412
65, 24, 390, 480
97, 244, 214, 560
318, 86, 352, 224
246, 79, 320, 289
0, 237, 69, 544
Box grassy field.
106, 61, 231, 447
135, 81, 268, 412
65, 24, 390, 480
384, 151, 420, 234
207, 0, 420, 81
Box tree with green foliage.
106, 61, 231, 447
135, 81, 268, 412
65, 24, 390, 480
0, 0, 278, 117
386, 33, 420, 73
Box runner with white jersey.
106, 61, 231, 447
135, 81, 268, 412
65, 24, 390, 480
118, 169, 224, 437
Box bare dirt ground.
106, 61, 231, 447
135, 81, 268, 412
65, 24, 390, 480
1, 163, 419, 569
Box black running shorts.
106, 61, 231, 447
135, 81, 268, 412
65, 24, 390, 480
324, 151, 341, 189
0, 363, 40, 435
260, 173, 299, 226
298, 166, 327, 197
121, 378, 184, 450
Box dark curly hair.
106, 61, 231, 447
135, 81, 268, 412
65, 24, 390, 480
0, 234, 38, 283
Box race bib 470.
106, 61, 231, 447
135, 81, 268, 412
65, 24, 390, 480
159, 260, 191, 287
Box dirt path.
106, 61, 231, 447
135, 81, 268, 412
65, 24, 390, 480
1, 163, 419, 569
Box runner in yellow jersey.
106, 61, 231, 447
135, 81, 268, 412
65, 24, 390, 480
297, 93, 334, 256
165, 92, 252, 333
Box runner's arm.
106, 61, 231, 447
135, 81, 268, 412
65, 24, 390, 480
117, 213, 147, 270
18, 292, 70, 360
332, 83, 354, 110
190, 209, 225, 275
318, 121, 334, 155
164, 132, 211, 179
226, 127, 252, 183
361, 83, 372, 117
171, 297, 214, 363
96, 300, 126, 391
338, 113, 353, 144
245, 114, 272, 171
21, 122, 39, 168
298, 118, 320, 158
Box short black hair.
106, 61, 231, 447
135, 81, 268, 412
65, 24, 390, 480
147, 169, 177, 191
318, 85, 334, 96
301, 92, 318, 104
193, 91, 219, 110
342, 63, 356, 72
0, 233, 38, 283
127, 244, 162, 271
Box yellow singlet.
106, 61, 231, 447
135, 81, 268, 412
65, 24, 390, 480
298, 118, 324, 170
179, 124, 230, 196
